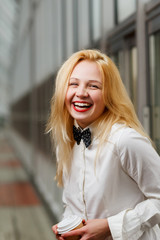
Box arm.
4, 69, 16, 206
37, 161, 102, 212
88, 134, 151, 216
108, 129, 160, 239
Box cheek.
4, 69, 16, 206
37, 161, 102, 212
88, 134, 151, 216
92, 92, 104, 105
93, 95, 105, 113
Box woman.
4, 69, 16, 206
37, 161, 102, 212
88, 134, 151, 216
47, 49, 160, 239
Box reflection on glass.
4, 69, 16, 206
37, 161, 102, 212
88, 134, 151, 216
116, 0, 136, 23
89, 0, 101, 42
130, 47, 137, 111
111, 48, 137, 111
149, 32, 160, 154
111, 50, 125, 82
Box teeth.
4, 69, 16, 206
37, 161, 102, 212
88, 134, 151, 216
74, 102, 91, 107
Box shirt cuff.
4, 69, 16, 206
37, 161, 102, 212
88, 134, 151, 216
108, 209, 144, 240
108, 210, 126, 239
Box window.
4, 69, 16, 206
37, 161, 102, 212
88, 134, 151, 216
111, 46, 137, 111
129, 46, 137, 111
72, 0, 78, 51
89, 0, 101, 43
115, 0, 136, 23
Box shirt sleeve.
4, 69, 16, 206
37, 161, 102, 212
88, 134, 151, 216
108, 129, 160, 239
62, 190, 73, 219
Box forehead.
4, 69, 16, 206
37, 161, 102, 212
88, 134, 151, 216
70, 60, 101, 81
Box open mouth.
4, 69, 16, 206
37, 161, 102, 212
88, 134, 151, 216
73, 102, 92, 112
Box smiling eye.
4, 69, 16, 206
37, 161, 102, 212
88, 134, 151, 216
69, 82, 78, 86
89, 84, 99, 89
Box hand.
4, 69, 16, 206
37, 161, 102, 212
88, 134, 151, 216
61, 219, 111, 240
52, 224, 65, 240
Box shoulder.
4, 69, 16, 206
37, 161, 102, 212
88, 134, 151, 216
117, 126, 151, 151
109, 123, 150, 145
109, 123, 152, 157
111, 124, 160, 173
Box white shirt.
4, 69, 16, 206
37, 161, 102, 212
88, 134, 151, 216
62, 123, 160, 239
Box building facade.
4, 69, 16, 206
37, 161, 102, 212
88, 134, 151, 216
10, 0, 160, 220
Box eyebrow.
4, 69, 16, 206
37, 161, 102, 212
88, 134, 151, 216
69, 77, 102, 84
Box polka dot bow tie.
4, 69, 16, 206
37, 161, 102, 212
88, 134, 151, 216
73, 125, 91, 148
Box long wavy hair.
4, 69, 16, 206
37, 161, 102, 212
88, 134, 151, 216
46, 49, 149, 186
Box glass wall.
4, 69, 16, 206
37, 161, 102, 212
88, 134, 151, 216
89, 0, 101, 43
111, 50, 125, 85
149, 31, 160, 154
111, 46, 137, 111
73, 0, 79, 51
116, 0, 136, 23
129, 46, 137, 111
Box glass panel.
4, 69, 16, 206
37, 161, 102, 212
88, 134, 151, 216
73, 0, 78, 51
116, 0, 136, 23
111, 47, 137, 111
61, 0, 67, 60
130, 47, 137, 111
0, 0, 20, 120
92, 0, 101, 40
149, 31, 160, 154
111, 52, 119, 67
89, 0, 101, 42
0, 0, 19, 76
111, 51, 124, 80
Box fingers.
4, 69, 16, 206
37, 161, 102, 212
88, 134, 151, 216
52, 224, 64, 239
52, 224, 58, 235
61, 227, 85, 238
52, 224, 68, 240
52, 221, 87, 240
58, 237, 65, 240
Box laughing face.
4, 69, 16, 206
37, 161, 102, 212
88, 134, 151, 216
65, 60, 106, 129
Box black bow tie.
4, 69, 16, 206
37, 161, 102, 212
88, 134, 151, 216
73, 125, 91, 148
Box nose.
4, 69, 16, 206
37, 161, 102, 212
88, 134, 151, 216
76, 85, 88, 98
76, 86, 88, 98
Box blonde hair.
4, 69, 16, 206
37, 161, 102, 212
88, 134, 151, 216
46, 49, 149, 186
